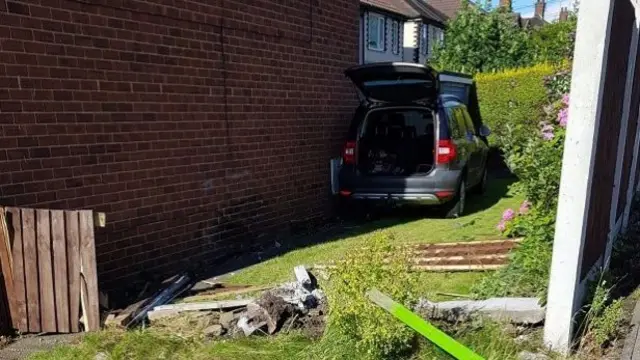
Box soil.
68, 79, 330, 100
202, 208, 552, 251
256, 292, 296, 334
0, 333, 83, 360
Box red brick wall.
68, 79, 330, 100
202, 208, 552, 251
0, 0, 359, 290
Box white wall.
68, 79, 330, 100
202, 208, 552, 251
403, 21, 418, 62
362, 10, 404, 64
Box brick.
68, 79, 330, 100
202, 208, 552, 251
7, 1, 29, 15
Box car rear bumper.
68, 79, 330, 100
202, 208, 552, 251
350, 192, 441, 205
338, 167, 462, 205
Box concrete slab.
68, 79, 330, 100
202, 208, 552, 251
417, 297, 545, 325
621, 298, 640, 359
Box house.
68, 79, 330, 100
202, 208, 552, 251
0, 0, 359, 292
426, 0, 476, 20
428, 0, 549, 29
517, 0, 548, 29
359, 0, 448, 64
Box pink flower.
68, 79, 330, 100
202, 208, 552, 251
558, 108, 568, 128
502, 208, 516, 222
519, 200, 531, 214
542, 131, 555, 140
542, 124, 554, 133
562, 94, 570, 106
497, 220, 506, 232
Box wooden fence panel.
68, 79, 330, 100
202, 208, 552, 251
22, 209, 40, 333
79, 211, 99, 331
8, 208, 27, 333
66, 211, 81, 333
51, 211, 69, 333
0, 209, 15, 333
36, 209, 56, 333
0, 207, 99, 334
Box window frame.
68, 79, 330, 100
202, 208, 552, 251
390, 19, 401, 55
367, 13, 386, 52
420, 24, 429, 56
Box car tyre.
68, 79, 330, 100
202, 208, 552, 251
471, 165, 488, 195
336, 197, 368, 222
443, 178, 466, 219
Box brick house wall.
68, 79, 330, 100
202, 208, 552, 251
0, 0, 359, 291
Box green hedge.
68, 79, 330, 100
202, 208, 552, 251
475, 64, 556, 146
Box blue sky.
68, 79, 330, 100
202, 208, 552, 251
489, 0, 573, 21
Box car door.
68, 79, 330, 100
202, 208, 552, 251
443, 105, 469, 170
460, 106, 483, 183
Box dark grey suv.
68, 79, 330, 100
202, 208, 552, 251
338, 63, 490, 218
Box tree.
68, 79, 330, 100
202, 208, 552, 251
530, 16, 577, 64
429, 4, 534, 74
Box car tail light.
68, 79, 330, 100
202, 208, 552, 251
435, 191, 455, 200
436, 140, 457, 164
343, 141, 356, 165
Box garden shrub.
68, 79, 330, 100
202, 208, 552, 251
320, 231, 417, 360
531, 16, 577, 65
475, 64, 556, 146
473, 69, 570, 299
430, 4, 534, 74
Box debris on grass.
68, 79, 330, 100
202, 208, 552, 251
416, 297, 545, 325
103, 266, 327, 341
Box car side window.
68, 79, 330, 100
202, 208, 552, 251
452, 107, 470, 138
445, 107, 462, 139
461, 107, 477, 136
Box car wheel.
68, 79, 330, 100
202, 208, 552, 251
471, 165, 488, 195
337, 198, 369, 222
444, 179, 466, 219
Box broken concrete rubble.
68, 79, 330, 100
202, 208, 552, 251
131, 265, 328, 339
416, 297, 545, 325
203, 324, 225, 337
518, 351, 550, 360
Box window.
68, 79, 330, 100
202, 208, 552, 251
391, 20, 401, 55
440, 82, 469, 104
420, 24, 429, 56
445, 108, 462, 139
454, 108, 470, 137
462, 108, 477, 135
367, 13, 386, 51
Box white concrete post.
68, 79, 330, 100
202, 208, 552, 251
543, 0, 614, 353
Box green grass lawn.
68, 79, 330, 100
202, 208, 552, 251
227, 177, 523, 287
28, 178, 526, 360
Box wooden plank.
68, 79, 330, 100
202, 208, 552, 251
182, 285, 272, 303
37, 209, 56, 333
79, 210, 99, 331
22, 208, 40, 333
106, 298, 149, 328
153, 299, 253, 312
8, 208, 27, 332
51, 210, 69, 333
65, 211, 80, 333
0, 208, 17, 329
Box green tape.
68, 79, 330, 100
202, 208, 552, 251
367, 289, 485, 360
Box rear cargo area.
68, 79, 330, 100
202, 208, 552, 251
357, 109, 435, 176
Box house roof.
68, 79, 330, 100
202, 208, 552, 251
521, 15, 547, 29
425, 0, 466, 19
405, 0, 449, 25
360, 0, 421, 18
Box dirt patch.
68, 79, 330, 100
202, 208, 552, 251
257, 292, 296, 333
0, 333, 84, 360
297, 303, 327, 338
